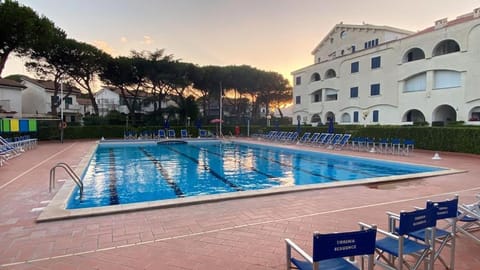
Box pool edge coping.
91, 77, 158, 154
37, 140, 466, 222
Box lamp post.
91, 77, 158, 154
267, 114, 271, 127
187, 116, 191, 128
60, 82, 64, 143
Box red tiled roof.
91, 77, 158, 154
408, 12, 477, 38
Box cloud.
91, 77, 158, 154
90, 40, 117, 55
142, 35, 153, 45
120, 36, 128, 43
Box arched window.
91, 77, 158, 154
325, 69, 336, 79
341, 113, 351, 123
310, 73, 321, 82
404, 73, 426, 92
402, 48, 425, 63
433, 40, 460, 56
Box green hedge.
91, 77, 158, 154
37, 124, 480, 154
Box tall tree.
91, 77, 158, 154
66, 40, 111, 115
0, 0, 64, 76
26, 37, 77, 115
100, 55, 150, 125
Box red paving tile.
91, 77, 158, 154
0, 139, 479, 269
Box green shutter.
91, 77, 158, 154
28, 119, 37, 132
2, 119, 10, 132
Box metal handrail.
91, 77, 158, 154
49, 162, 83, 197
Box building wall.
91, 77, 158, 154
95, 88, 120, 116
21, 80, 49, 115
0, 86, 23, 117
292, 12, 480, 126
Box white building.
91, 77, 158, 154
0, 78, 26, 118
95, 86, 176, 116
292, 8, 480, 126
21, 77, 83, 122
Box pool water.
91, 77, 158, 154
67, 141, 443, 209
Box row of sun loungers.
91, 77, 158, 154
350, 137, 415, 155
260, 131, 415, 155
261, 131, 352, 150
0, 135, 37, 167
286, 193, 480, 269
124, 129, 211, 140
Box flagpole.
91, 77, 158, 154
219, 81, 223, 137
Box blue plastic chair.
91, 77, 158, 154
167, 129, 176, 138
286, 227, 377, 270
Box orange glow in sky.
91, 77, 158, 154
4, 0, 480, 87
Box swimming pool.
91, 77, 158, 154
66, 140, 445, 209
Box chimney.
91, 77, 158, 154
435, 18, 448, 29
474, 7, 480, 18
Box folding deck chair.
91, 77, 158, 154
286, 227, 377, 270
360, 206, 437, 270
456, 194, 480, 244
167, 129, 176, 138
408, 196, 458, 270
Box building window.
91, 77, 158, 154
351, 62, 359, 73
372, 110, 379, 122
370, 84, 380, 96
371, 56, 381, 69
353, 111, 359, 123
434, 70, 461, 89
325, 89, 338, 101
310, 73, 321, 82
295, 96, 301, 104
295, 76, 302, 85
314, 94, 321, 102
64, 97, 72, 105
351, 45, 356, 53
350, 87, 359, 98
404, 73, 426, 92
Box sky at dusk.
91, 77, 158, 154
4, 0, 480, 87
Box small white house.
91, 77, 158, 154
0, 78, 26, 118
21, 77, 83, 122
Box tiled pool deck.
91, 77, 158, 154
0, 139, 479, 269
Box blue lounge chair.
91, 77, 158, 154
286, 227, 377, 270
199, 129, 208, 138
297, 132, 311, 144
325, 134, 342, 148
167, 129, 176, 138
158, 129, 166, 139
317, 133, 333, 146
180, 129, 190, 138
334, 134, 351, 150
306, 133, 320, 144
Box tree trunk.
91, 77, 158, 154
0, 51, 11, 78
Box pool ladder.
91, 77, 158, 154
49, 162, 83, 197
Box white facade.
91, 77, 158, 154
0, 79, 25, 118
95, 88, 123, 116
292, 8, 480, 126
21, 78, 82, 121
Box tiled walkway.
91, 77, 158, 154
0, 139, 479, 269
